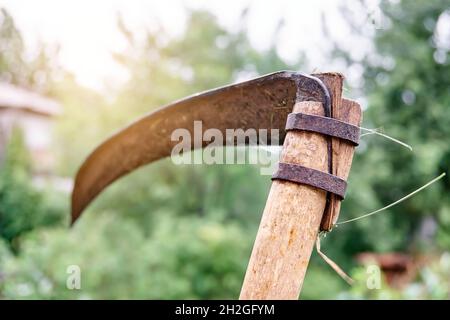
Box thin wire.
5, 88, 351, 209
337, 173, 446, 225
360, 127, 413, 151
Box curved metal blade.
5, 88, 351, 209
71, 71, 330, 223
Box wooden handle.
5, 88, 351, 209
321, 98, 362, 229
239, 101, 328, 300
239, 73, 362, 300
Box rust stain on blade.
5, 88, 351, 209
71, 71, 330, 224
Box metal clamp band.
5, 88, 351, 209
272, 162, 347, 199
286, 113, 360, 145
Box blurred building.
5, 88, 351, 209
356, 252, 419, 289
0, 82, 61, 174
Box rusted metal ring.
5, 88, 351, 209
286, 113, 360, 146
295, 74, 333, 177
272, 162, 347, 199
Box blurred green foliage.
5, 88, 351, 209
1, 0, 449, 299
0, 214, 251, 299
0, 129, 64, 251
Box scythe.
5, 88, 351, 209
71, 71, 362, 299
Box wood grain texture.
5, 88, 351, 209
313, 73, 344, 230
321, 98, 362, 230
239, 73, 356, 300
239, 101, 328, 300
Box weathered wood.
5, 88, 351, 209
321, 98, 362, 229
239, 100, 329, 300
313, 73, 344, 230
239, 74, 361, 300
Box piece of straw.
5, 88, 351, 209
316, 235, 354, 285
337, 173, 446, 225
360, 127, 413, 151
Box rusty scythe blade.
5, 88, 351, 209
71, 71, 331, 224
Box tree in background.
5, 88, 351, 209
320, 0, 450, 298
0, 128, 64, 251
326, 0, 449, 251
0, 8, 60, 92
0, 8, 65, 252
0, 8, 25, 85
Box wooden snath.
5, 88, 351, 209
240, 74, 362, 299
70, 71, 361, 300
